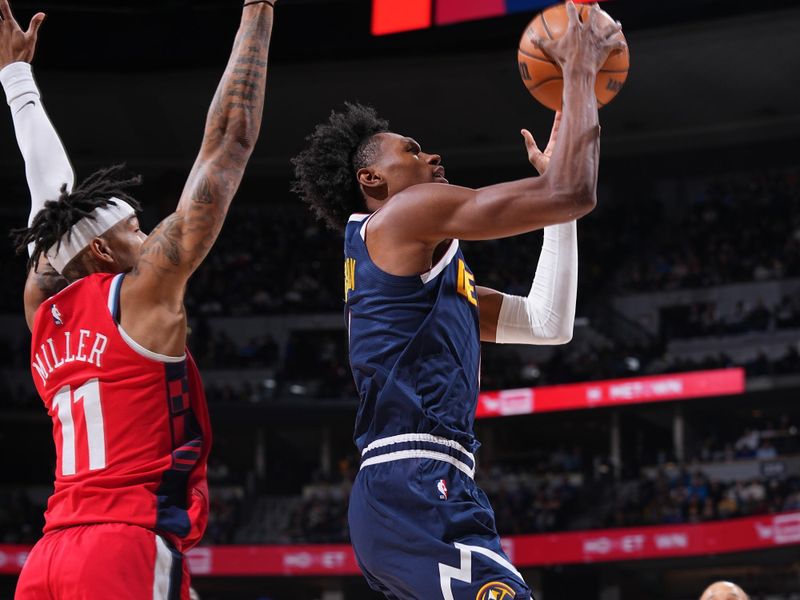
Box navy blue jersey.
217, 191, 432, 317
345, 213, 482, 454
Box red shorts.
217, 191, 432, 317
15, 523, 190, 600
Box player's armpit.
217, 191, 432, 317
477, 286, 503, 343
23, 256, 68, 331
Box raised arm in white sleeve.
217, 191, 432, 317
1, 61, 74, 227
494, 220, 578, 345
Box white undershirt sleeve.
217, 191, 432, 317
1, 62, 75, 230
494, 221, 578, 345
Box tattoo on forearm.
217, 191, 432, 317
194, 175, 214, 205
209, 8, 271, 119
236, 56, 268, 68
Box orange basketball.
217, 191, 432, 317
518, 2, 630, 111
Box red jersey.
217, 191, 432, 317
30, 272, 211, 551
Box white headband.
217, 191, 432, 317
46, 198, 136, 274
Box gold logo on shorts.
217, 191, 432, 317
476, 581, 516, 600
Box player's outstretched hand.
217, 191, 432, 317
534, 1, 625, 75
0, 0, 45, 69
521, 111, 561, 176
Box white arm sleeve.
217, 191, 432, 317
0, 62, 74, 229
494, 221, 578, 345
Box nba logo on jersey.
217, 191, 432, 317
51, 304, 64, 326
437, 479, 448, 500
476, 581, 516, 600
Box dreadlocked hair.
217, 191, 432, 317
291, 102, 389, 231
12, 164, 143, 272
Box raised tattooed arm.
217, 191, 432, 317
131, 1, 273, 288
121, 1, 274, 354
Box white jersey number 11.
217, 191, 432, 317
52, 378, 106, 476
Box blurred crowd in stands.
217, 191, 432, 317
0, 489, 42, 544
483, 470, 799, 535
695, 416, 799, 462
2, 416, 798, 545
661, 296, 800, 341
615, 169, 800, 292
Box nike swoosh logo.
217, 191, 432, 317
14, 100, 36, 115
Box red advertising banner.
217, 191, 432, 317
507, 511, 800, 566
435, 0, 506, 26
1, 511, 796, 576
372, 0, 432, 36
476, 368, 745, 419
372, 0, 606, 35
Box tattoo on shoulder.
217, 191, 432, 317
135, 214, 183, 275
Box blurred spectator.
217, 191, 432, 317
699, 581, 750, 600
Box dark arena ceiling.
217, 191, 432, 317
7, 0, 800, 68
0, 0, 798, 179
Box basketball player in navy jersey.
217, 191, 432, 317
293, 3, 624, 599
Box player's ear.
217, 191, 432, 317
87, 236, 115, 268
358, 168, 389, 209
357, 167, 384, 191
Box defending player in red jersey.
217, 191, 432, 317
0, 0, 277, 598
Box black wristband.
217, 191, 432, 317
244, 0, 274, 7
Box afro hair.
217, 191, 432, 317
291, 103, 389, 231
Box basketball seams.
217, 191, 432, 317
527, 76, 563, 93
538, 14, 554, 41
518, 48, 556, 63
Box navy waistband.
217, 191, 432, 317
360, 434, 475, 478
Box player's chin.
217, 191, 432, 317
432, 175, 449, 184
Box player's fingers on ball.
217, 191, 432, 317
565, 1, 580, 29
588, 4, 601, 31
603, 20, 623, 40
609, 38, 627, 53
531, 34, 551, 52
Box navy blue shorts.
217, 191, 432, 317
349, 436, 532, 600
